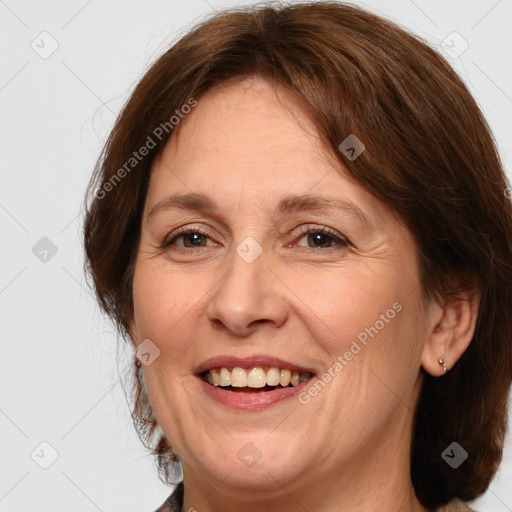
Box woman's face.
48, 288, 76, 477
131, 76, 430, 495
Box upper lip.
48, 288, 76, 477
194, 355, 317, 375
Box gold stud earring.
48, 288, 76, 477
438, 357, 448, 373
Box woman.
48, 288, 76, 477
83, 2, 512, 511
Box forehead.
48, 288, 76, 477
157, 77, 331, 179
144, 76, 392, 228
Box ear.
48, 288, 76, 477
421, 288, 480, 376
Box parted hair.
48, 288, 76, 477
82, 1, 512, 508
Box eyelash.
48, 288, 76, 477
161, 224, 349, 251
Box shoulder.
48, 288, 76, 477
152, 486, 477, 512
153, 482, 184, 512
437, 499, 475, 512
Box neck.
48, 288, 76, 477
181, 467, 429, 512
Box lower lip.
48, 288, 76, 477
197, 376, 315, 411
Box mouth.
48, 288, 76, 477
194, 356, 316, 410
200, 366, 313, 392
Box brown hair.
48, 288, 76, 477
82, 1, 512, 507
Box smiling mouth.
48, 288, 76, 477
201, 367, 314, 391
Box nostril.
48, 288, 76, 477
250, 319, 271, 325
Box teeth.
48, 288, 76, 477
219, 367, 231, 387
231, 367, 247, 387
210, 368, 220, 386
266, 367, 280, 386
299, 372, 311, 383
280, 369, 291, 386
205, 367, 312, 388
247, 368, 266, 388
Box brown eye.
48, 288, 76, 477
305, 232, 336, 248
296, 226, 348, 249
162, 227, 216, 250
178, 232, 208, 248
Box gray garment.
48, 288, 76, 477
153, 482, 475, 512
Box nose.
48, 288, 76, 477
205, 243, 288, 337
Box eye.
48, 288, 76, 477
161, 226, 217, 249
160, 224, 349, 252
294, 225, 349, 250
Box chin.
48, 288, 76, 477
182, 431, 313, 489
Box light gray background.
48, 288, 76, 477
1, 1, 511, 511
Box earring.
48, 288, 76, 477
135, 357, 142, 368
438, 357, 448, 373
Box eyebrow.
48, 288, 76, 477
146, 192, 374, 229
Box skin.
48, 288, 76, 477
130, 76, 479, 512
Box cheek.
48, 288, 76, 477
131, 264, 196, 355
300, 267, 406, 357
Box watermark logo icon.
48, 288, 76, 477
338, 134, 366, 161
135, 338, 161, 366
32, 237, 58, 263
442, 442, 468, 469
236, 236, 263, 264
31, 441, 59, 469
236, 442, 263, 468
441, 32, 469, 59
31, 31, 59, 59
